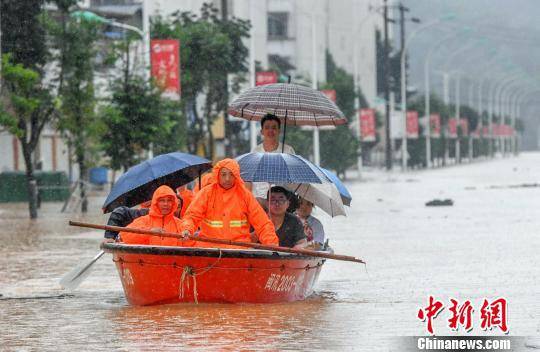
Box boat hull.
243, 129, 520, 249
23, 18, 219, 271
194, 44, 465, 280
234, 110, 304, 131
102, 243, 326, 305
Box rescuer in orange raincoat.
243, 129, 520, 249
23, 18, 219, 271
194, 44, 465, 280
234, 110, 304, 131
181, 158, 279, 248
120, 185, 196, 247
176, 186, 193, 217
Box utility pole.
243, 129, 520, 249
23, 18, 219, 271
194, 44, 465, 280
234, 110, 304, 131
383, 0, 392, 170
221, 0, 232, 156
398, 3, 407, 105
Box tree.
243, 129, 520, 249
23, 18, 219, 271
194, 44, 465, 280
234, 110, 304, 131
98, 34, 186, 172
99, 78, 184, 171
53, 14, 101, 213
0, 56, 56, 218
318, 51, 360, 177
0, 1, 56, 219
0, 0, 47, 70
151, 4, 250, 159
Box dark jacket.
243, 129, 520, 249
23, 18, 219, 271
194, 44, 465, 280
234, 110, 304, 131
104, 206, 148, 239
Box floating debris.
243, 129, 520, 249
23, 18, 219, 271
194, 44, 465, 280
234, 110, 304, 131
425, 199, 454, 207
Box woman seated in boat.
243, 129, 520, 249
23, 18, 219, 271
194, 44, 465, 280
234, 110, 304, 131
118, 185, 196, 247
251, 186, 307, 249
295, 197, 325, 250
103, 187, 190, 241
180, 158, 279, 248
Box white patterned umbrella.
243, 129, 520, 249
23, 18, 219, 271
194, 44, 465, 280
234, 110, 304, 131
228, 83, 346, 127
284, 182, 347, 217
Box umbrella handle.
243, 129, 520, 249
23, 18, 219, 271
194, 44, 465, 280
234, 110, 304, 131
282, 110, 287, 153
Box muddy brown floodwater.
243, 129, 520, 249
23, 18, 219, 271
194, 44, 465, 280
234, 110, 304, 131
1, 153, 540, 351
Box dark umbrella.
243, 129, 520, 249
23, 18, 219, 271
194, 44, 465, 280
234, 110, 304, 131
228, 83, 347, 151
235, 152, 330, 184
102, 152, 212, 213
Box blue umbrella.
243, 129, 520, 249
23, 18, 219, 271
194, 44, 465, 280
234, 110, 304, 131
236, 152, 330, 184
318, 167, 352, 206
102, 152, 212, 213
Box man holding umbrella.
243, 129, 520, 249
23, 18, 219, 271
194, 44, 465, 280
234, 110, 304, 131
251, 113, 296, 205
252, 113, 295, 154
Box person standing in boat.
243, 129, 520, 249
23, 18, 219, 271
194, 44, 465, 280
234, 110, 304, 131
295, 197, 325, 249
118, 185, 196, 247
252, 186, 307, 249
250, 113, 296, 206
180, 158, 279, 248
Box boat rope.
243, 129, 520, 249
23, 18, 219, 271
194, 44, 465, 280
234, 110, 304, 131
178, 249, 223, 304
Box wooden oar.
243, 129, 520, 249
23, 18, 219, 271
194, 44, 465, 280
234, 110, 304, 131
59, 250, 105, 291
69, 221, 366, 264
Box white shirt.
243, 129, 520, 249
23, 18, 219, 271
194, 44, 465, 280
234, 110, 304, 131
251, 142, 296, 199
252, 142, 295, 154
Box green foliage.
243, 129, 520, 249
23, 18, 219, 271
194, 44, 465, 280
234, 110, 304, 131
54, 16, 100, 158
0, 55, 54, 139
151, 3, 250, 157
0, 0, 47, 69
99, 77, 185, 171
317, 51, 360, 176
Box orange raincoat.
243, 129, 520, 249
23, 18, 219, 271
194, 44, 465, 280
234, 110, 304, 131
120, 185, 195, 247
177, 186, 194, 217
181, 159, 278, 248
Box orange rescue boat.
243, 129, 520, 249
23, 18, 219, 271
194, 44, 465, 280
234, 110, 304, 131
101, 242, 327, 305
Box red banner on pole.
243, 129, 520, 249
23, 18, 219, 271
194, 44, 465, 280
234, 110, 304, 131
321, 89, 337, 103
429, 114, 441, 138
471, 126, 481, 139
406, 111, 419, 139
459, 118, 469, 136
447, 118, 458, 139
482, 126, 489, 138
359, 108, 376, 142
256, 71, 278, 86
150, 39, 180, 96
493, 124, 500, 137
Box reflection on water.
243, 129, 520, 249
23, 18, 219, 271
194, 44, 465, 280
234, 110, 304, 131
2, 155, 540, 350
110, 301, 339, 351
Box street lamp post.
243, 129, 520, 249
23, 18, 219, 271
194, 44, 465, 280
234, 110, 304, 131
401, 16, 453, 171
249, 0, 257, 151
311, 8, 320, 166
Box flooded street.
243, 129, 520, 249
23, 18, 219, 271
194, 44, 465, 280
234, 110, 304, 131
1, 153, 540, 351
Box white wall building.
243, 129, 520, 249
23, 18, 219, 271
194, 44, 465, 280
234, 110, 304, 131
144, 0, 381, 105
0, 0, 382, 174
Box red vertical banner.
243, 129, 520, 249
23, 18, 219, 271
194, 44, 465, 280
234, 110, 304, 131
406, 111, 419, 139
321, 89, 337, 103
459, 118, 469, 136
472, 126, 481, 139
256, 71, 278, 86
429, 113, 441, 138
447, 118, 458, 138
491, 123, 501, 137
359, 108, 376, 142
150, 39, 181, 96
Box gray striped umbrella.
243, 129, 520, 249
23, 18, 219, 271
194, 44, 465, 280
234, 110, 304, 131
228, 83, 347, 126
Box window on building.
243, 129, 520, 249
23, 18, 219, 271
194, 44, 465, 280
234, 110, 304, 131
268, 12, 289, 39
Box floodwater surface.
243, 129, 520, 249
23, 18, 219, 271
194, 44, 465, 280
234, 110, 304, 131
1, 153, 540, 351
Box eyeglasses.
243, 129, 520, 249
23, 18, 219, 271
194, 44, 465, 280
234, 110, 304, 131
269, 199, 288, 205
